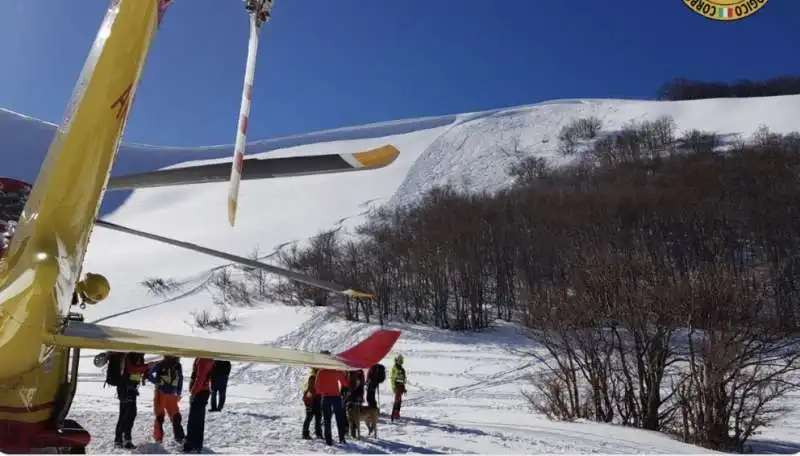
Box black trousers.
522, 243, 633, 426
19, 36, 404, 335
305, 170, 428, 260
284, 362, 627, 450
366, 384, 378, 408
115, 390, 138, 443
210, 378, 228, 411
321, 395, 347, 445
302, 395, 322, 438
184, 390, 210, 452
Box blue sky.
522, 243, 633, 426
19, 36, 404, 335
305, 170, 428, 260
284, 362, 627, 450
0, 0, 797, 146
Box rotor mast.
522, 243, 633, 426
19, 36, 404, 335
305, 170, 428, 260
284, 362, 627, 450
228, 0, 275, 227
245, 0, 274, 26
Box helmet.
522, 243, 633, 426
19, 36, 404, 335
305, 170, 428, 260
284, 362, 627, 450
395, 354, 404, 364
77, 272, 110, 304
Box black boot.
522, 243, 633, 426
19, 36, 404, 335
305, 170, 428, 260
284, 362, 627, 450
173, 412, 186, 443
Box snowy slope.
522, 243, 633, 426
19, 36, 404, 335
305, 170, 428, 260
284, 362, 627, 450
73, 311, 729, 454
3, 94, 800, 453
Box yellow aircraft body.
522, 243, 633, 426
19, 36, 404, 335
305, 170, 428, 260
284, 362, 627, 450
0, 0, 400, 452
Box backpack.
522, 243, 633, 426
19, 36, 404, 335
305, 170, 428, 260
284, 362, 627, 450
105, 352, 145, 387
104, 352, 124, 387
369, 364, 386, 384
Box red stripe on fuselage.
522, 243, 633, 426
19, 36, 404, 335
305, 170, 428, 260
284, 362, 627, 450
0, 401, 55, 413
0, 417, 91, 452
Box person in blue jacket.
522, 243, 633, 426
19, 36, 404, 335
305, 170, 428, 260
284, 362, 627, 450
146, 355, 186, 445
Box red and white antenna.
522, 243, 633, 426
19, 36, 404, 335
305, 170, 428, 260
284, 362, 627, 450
228, 0, 274, 227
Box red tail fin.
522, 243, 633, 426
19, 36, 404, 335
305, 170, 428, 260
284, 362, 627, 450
335, 328, 401, 369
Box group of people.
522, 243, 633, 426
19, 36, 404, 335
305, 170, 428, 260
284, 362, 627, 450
106, 350, 408, 450
102, 351, 231, 453
301, 353, 408, 446
73, 272, 233, 452
77, 273, 410, 451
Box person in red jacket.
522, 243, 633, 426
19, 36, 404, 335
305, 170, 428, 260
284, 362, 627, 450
183, 357, 214, 453
314, 353, 350, 446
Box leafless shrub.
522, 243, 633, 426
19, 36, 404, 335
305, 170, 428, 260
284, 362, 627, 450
209, 268, 253, 307
241, 247, 270, 298
677, 129, 720, 155
587, 116, 677, 167
508, 156, 550, 185
272, 231, 336, 307
558, 116, 603, 156
524, 370, 583, 421
191, 305, 234, 331
140, 277, 182, 297
752, 125, 785, 149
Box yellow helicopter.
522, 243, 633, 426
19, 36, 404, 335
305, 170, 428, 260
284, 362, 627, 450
0, 0, 400, 452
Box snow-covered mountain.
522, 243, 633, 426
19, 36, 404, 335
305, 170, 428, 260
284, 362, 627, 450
2, 94, 800, 453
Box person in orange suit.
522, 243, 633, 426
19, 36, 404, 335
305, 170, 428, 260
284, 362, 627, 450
146, 355, 186, 445
183, 357, 214, 453
314, 353, 350, 446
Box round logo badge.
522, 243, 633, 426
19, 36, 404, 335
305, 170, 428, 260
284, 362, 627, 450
683, 0, 769, 21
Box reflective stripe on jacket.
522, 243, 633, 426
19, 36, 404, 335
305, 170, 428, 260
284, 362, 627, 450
391, 365, 406, 385
147, 360, 183, 396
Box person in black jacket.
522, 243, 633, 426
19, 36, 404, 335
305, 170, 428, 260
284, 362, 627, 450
209, 360, 231, 412
301, 368, 322, 440
365, 364, 385, 409
114, 352, 150, 449
345, 369, 365, 405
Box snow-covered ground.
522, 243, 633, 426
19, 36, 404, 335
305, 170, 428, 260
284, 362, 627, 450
72, 309, 733, 454
3, 94, 800, 453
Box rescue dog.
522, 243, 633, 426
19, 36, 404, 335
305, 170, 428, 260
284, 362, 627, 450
345, 402, 379, 439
